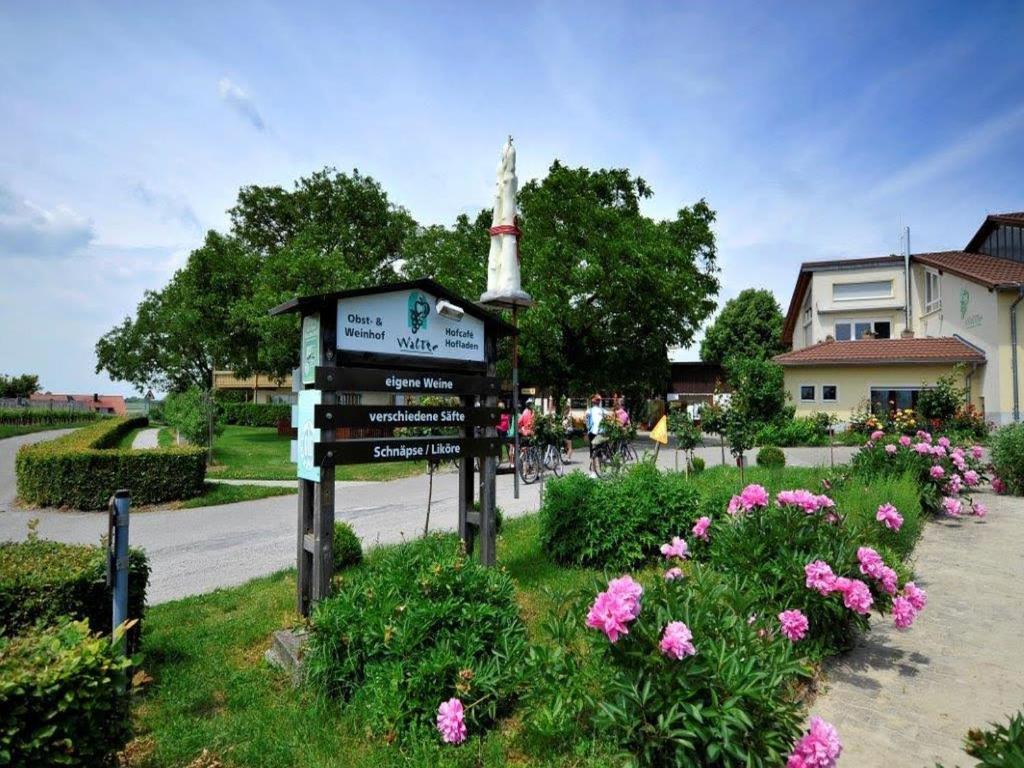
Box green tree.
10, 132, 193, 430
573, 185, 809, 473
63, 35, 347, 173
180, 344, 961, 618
0, 374, 40, 398
668, 409, 703, 470
163, 386, 222, 459
727, 357, 789, 426
699, 288, 785, 367
95, 232, 257, 393
407, 162, 719, 402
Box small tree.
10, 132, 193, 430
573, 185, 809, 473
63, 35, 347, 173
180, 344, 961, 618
163, 387, 222, 462
727, 357, 789, 427
725, 408, 756, 483
917, 366, 966, 425
0, 373, 40, 399
668, 409, 703, 472
699, 396, 729, 466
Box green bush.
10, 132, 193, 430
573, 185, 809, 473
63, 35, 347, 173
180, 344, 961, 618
332, 521, 363, 572
163, 387, 222, 447
756, 445, 786, 468
15, 417, 206, 509
991, 423, 1024, 495
0, 537, 149, 653
0, 618, 133, 767
690, 456, 706, 474
539, 462, 700, 570
220, 402, 291, 427
755, 416, 830, 447
306, 534, 527, 740
957, 707, 1024, 766
0, 407, 103, 426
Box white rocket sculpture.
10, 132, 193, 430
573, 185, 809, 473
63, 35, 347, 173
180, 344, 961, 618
481, 136, 532, 305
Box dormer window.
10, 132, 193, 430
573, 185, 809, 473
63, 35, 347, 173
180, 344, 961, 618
924, 269, 941, 313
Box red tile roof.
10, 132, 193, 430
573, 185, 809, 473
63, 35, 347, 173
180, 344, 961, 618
913, 250, 1024, 289
29, 393, 127, 415
774, 337, 985, 366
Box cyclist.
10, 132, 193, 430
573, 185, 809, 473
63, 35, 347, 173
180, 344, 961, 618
518, 399, 535, 441
614, 397, 630, 427
586, 394, 606, 478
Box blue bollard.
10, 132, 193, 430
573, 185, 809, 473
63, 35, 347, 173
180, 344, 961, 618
111, 489, 130, 652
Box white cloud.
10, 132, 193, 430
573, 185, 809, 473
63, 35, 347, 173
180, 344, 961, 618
0, 185, 95, 259
130, 182, 202, 231
218, 77, 266, 131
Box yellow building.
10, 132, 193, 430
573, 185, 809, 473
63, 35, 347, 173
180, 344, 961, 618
212, 370, 293, 403
776, 211, 1024, 426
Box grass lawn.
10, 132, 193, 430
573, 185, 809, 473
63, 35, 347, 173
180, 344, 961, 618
0, 422, 95, 439
129, 465, 921, 768
206, 425, 426, 482
172, 482, 296, 509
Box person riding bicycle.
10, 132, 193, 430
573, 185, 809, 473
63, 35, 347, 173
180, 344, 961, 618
586, 394, 607, 478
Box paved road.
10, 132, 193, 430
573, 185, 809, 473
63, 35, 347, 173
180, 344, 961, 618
812, 488, 1024, 766
0, 429, 75, 512
132, 427, 161, 449
0, 431, 855, 605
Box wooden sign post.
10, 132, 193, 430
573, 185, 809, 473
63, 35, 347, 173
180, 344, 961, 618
271, 279, 515, 617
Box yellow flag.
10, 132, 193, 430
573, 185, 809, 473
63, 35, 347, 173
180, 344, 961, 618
650, 414, 669, 445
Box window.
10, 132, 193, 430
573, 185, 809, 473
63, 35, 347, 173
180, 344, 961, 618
925, 269, 941, 312
834, 319, 891, 341
800, 385, 815, 402
870, 387, 921, 415
822, 385, 837, 402
832, 280, 893, 301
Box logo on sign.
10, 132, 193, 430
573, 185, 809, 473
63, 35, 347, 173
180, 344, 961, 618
960, 288, 983, 329
408, 292, 430, 334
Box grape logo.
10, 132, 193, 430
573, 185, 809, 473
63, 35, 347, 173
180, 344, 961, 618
960, 288, 969, 320
408, 291, 430, 334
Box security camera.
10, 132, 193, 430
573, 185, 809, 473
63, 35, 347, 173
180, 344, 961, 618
436, 299, 464, 321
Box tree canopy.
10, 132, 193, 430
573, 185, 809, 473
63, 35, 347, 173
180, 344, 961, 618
699, 288, 786, 368
0, 373, 40, 398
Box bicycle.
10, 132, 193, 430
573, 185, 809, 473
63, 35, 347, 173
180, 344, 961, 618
517, 439, 563, 484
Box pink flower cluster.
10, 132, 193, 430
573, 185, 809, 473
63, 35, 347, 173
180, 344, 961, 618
660, 536, 689, 559
778, 609, 809, 642
804, 559, 874, 614
585, 575, 643, 642
875, 503, 903, 532
892, 581, 928, 630
857, 547, 897, 595
692, 516, 712, 542
804, 560, 836, 595
787, 716, 842, 768
727, 484, 769, 516
664, 567, 683, 581
777, 489, 834, 514
659, 621, 697, 659
437, 697, 467, 744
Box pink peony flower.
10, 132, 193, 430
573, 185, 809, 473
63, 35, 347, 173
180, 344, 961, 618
778, 489, 818, 512
913, 442, 930, 455
902, 581, 927, 611
692, 516, 711, 542
876, 565, 898, 595
942, 496, 962, 517
971, 445, 983, 459
778, 609, 809, 641
929, 465, 945, 479
839, 578, 874, 614
948, 474, 963, 495
892, 596, 917, 629
916, 430, 932, 443
815, 494, 835, 510
885, 443, 897, 455
741, 483, 769, 508
931, 444, 947, 457
992, 476, 1006, 494
664, 567, 684, 581
805, 560, 837, 595
586, 575, 643, 642
876, 503, 903, 531
437, 698, 467, 744
870, 430, 885, 441
938, 436, 950, 448
727, 495, 743, 516
971, 501, 987, 518
660, 536, 689, 559
787, 716, 842, 768
963, 469, 980, 487
857, 546, 884, 577
659, 621, 696, 660
899, 435, 912, 447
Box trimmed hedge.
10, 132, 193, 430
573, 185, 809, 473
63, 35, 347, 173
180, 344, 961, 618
220, 402, 290, 427
0, 618, 133, 767
0, 538, 149, 653
756, 445, 786, 468
0, 407, 103, 426
16, 416, 206, 509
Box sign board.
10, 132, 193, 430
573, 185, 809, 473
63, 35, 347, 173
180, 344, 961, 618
316, 366, 498, 396
296, 389, 322, 481
337, 287, 486, 363
315, 404, 500, 430
315, 436, 503, 466
301, 314, 320, 385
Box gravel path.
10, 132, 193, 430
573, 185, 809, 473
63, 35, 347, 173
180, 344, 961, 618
811, 488, 1024, 766
132, 427, 161, 449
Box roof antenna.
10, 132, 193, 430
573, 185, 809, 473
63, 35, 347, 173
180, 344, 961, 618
904, 225, 912, 332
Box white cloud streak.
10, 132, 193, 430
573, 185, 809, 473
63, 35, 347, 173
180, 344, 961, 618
218, 77, 266, 131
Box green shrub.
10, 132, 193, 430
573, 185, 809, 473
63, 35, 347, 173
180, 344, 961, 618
306, 534, 527, 740
957, 707, 1024, 766
0, 538, 149, 653
163, 387, 222, 447
690, 456, 706, 474
991, 423, 1024, 495
0, 618, 133, 767
756, 445, 786, 468
332, 521, 363, 572
15, 417, 206, 509
220, 402, 291, 427
0, 407, 103, 427
539, 462, 700, 570
755, 416, 829, 447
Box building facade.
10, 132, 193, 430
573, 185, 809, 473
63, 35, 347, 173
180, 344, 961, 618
777, 212, 1024, 426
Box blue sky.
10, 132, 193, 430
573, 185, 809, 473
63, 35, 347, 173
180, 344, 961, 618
2, 1, 1023, 393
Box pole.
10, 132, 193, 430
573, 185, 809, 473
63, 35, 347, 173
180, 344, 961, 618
512, 304, 520, 500
111, 489, 130, 654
